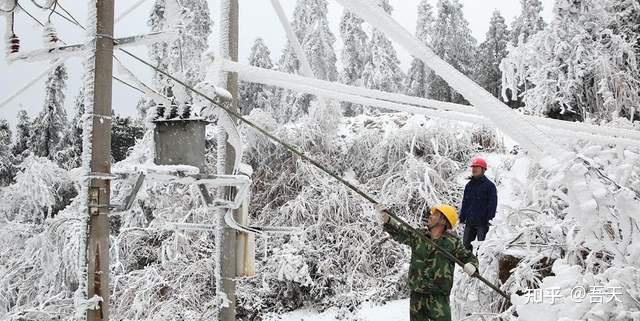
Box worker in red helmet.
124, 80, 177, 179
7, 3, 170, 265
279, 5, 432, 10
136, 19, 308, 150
460, 157, 497, 252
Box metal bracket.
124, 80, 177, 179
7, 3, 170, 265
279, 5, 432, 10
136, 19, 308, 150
123, 173, 145, 210
111, 165, 252, 210
224, 210, 303, 236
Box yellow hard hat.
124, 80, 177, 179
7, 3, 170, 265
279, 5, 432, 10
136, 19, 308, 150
430, 204, 459, 229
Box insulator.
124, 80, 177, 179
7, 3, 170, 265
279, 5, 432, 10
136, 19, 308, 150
9, 34, 20, 54
168, 100, 179, 119
181, 104, 192, 119
43, 24, 59, 47
155, 104, 166, 120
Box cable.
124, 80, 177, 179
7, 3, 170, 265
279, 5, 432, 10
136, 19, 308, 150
54, 6, 156, 97
56, 2, 83, 27
17, 3, 46, 28
9, 10, 15, 33
29, 0, 54, 10
49, 6, 82, 27
119, 48, 511, 301
114, 75, 145, 94
46, 0, 56, 22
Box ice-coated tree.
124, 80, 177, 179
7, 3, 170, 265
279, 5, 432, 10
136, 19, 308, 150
12, 110, 32, 158
279, 0, 337, 80
55, 85, 86, 169
428, 0, 477, 104
0, 119, 15, 186
511, 0, 546, 46
405, 0, 435, 98
474, 10, 510, 99
501, 0, 640, 122
30, 64, 70, 161
303, 0, 338, 82
361, 0, 405, 99
240, 38, 276, 115
339, 10, 368, 115
149, 0, 211, 105
609, 0, 640, 71
149, 0, 169, 85
278, 0, 338, 121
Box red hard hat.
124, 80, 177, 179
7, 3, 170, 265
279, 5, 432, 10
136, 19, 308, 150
470, 157, 488, 169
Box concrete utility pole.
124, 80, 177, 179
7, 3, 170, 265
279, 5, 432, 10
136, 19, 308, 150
219, 0, 240, 320
86, 0, 114, 320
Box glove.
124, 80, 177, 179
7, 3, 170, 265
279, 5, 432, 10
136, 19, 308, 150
463, 263, 477, 277
375, 204, 390, 225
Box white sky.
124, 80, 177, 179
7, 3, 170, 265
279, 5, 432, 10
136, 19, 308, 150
0, 0, 554, 129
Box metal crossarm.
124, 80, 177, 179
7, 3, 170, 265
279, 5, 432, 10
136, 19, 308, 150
112, 165, 252, 210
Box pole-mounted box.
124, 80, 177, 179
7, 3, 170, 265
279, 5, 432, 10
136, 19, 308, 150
153, 119, 210, 172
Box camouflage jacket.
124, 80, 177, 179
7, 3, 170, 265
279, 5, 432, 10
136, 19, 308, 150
384, 220, 478, 296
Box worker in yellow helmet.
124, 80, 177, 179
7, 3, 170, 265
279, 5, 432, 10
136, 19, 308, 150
377, 204, 478, 321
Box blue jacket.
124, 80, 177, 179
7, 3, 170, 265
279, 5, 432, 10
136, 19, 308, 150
460, 175, 497, 225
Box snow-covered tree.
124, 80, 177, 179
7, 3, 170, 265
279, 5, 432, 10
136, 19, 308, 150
11, 110, 32, 158
361, 0, 405, 99
405, 0, 435, 98
428, 0, 477, 104
148, 0, 211, 106
501, 0, 640, 122
303, 1, 338, 82
278, 0, 338, 121
30, 64, 70, 161
1, 155, 76, 223
0, 119, 15, 186
53, 84, 86, 170
474, 10, 510, 99
240, 38, 276, 115
279, 0, 337, 81
609, 0, 640, 71
68, 85, 85, 168
339, 10, 368, 115
511, 0, 546, 46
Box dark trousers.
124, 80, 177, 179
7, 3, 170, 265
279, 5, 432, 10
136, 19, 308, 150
463, 223, 489, 252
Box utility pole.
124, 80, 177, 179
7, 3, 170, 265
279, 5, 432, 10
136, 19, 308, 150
86, 0, 114, 320
219, 0, 240, 320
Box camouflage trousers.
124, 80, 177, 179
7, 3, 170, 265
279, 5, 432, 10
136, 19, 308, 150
410, 291, 451, 321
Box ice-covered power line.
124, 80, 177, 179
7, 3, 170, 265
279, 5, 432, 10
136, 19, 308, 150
221, 59, 640, 141
220, 60, 640, 148
333, 0, 572, 163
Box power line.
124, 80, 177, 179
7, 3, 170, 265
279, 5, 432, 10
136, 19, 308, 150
56, 2, 84, 28
17, 3, 46, 28
114, 76, 145, 94
119, 47, 512, 301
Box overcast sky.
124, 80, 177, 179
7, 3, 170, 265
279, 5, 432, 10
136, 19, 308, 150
0, 0, 554, 129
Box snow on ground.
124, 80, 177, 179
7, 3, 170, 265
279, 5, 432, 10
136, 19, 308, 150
265, 299, 409, 321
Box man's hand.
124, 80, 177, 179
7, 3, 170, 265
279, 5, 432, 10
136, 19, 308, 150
463, 263, 477, 277
375, 204, 390, 225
